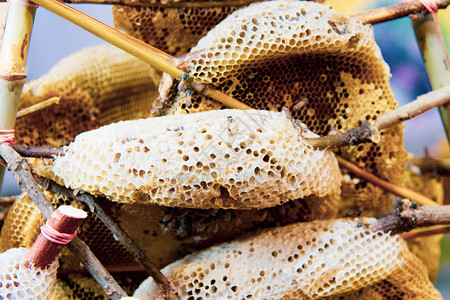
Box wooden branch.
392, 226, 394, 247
11, 145, 63, 158
403, 225, 450, 239
370, 201, 450, 234
0, 143, 128, 299
337, 156, 439, 207
26, 205, 87, 268
31, 0, 251, 110
307, 85, 450, 150
43, 179, 176, 299
351, 0, 450, 25
16, 96, 60, 119
0, 195, 18, 206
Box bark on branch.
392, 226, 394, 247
370, 201, 450, 234
351, 0, 450, 25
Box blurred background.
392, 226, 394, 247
0, 0, 449, 297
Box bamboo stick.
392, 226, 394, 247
337, 156, 439, 207
412, 13, 450, 143
403, 225, 450, 239
31, 0, 252, 110
31, 0, 177, 75
16, 96, 60, 119
0, 0, 36, 191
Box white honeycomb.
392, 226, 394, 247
133, 219, 441, 299
51, 109, 341, 209
0, 248, 58, 300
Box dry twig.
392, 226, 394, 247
0, 207, 9, 224
11, 145, 62, 158
43, 179, 176, 299
0, 143, 128, 300
370, 201, 450, 234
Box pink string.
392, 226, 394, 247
6, 0, 39, 8
0, 130, 15, 145
40, 223, 77, 245
404, 0, 438, 14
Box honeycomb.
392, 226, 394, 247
154, 0, 407, 215
0, 194, 46, 251
112, 1, 325, 56
15, 44, 160, 147
49, 274, 108, 300
133, 218, 441, 299
0, 247, 59, 300
112, 4, 243, 56
51, 109, 341, 209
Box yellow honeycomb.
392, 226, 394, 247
16, 44, 160, 147
113, 4, 244, 56
154, 0, 407, 215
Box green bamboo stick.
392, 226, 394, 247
412, 13, 450, 143
0, 1, 36, 192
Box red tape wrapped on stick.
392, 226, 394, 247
0, 130, 14, 145
405, 0, 438, 13
26, 206, 87, 268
